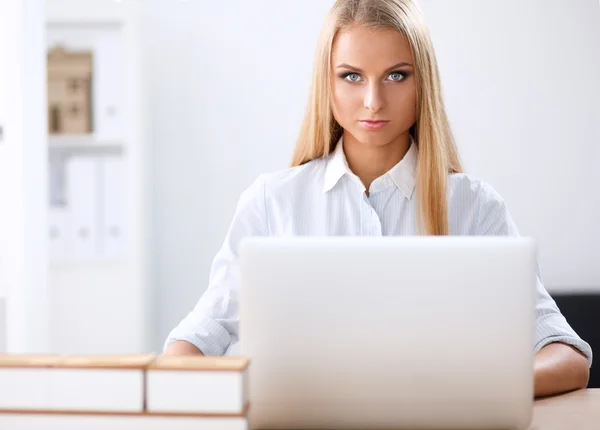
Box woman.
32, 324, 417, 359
164, 0, 591, 398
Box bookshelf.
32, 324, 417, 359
46, 0, 151, 355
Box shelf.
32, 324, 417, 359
46, 0, 128, 25
49, 259, 127, 270
49, 135, 124, 155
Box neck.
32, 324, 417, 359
343, 131, 411, 192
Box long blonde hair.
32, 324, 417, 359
290, 0, 463, 235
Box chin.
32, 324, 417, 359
350, 129, 398, 148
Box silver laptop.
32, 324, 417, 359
239, 236, 536, 430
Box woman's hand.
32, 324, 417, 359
534, 342, 589, 398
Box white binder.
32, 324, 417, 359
100, 156, 125, 259
48, 207, 69, 261
65, 156, 100, 260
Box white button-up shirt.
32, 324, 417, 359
165, 138, 593, 365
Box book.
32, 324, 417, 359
51, 354, 156, 413
0, 354, 156, 413
146, 356, 249, 416
0, 413, 248, 430
0, 354, 62, 411
0, 353, 250, 429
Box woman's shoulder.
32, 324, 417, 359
448, 172, 517, 235
257, 157, 327, 194
448, 172, 505, 207
239, 158, 326, 203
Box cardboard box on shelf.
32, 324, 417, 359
47, 46, 93, 135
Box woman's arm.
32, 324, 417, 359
534, 342, 589, 398
163, 340, 205, 356
474, 184, 593, 397
162, 175, 269, 356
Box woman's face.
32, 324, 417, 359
330, 25, 417, 148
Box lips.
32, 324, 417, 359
359, 120, 390, 130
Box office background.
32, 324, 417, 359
0, 0, 598, 386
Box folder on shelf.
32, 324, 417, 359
48, 151, 69, 261
100, 156, 125, 259
65, 156, 100, 260
48, 207, 69, 261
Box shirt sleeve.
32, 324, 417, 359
163, 175, 269, 355
476, 182, 593, 367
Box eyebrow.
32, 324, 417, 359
335, 62, 413, 73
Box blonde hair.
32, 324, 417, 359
290, 0, 463, 235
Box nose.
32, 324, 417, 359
364, 82, 384, 113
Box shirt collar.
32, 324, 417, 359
323, 135, 418, 199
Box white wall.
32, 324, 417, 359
0, 0, 49, 353
419, 0, 600, 292
142, 0, 336, 351
48, 262, 144, 354
144, 0, 600, 351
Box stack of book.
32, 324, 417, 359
0, 354, 250, 430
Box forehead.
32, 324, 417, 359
331, 25, 413, 69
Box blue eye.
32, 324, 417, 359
388, 71, 406, 81
342, 72, 361, 82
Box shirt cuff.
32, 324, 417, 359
164, 316, 232, 356
535, 334, 593, 368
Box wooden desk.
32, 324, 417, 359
529, 389, 600, 430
